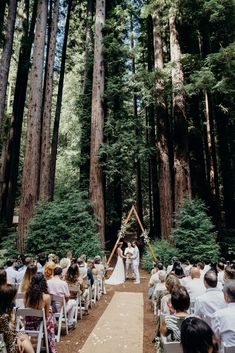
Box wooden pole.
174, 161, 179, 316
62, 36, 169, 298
107, 205, 135, 265
146, 240, 157, 261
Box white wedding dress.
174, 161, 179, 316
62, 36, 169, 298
105, 249, 125, 285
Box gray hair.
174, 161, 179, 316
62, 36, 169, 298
159, 270, 167, 282
223, 280, 235, 302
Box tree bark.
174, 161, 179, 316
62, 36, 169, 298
0, 0, 7, 43
169, 10, 191, 212
0, 0, 17, 130
39, 0, 60, 201
18, 0, 48, 253
89, 0, 106, 247
0, 0, 37, 225
49, 0, 72, 200
153, 12, 173, 239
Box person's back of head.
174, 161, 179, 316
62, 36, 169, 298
174, 264, 185, 278
0, 284, 17, 315
60, 258, 70, 269
158, 270, 166, 282
157, 262, 164, 271
25, 273, 48, 308
44, 262, 56, 280
223, 279, 235, 303
181, 317, 218, 353
165, 274, 181, 294
171, 285, 190, 312
0, 269, 7, 286
24, 257, 33, 267
217, 261, 224, 272
197, 262, 205, 271
191, 267, 201, 279
21, 264, 37, 292
6, 258, 14, 268
54, 267, 63, 277
224, 264, 235, 280
204, 270, 217, 289
65, 264, 79, 283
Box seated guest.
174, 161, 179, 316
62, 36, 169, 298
0, 284, 34, 353
160, 285, 190, 342
181, 317, 219, 353
167, 257, 178, 274
47, 267, 76, 328
87, 259, 95, 286
0, 268, 7, 286
197, 261, 206, 277
5, 258, 19, 284
48, 254, 59, 265
80, 255, 87, 268
204, 258, 211, 273
186, 267, 206, 302
216, 261, 225, 286
211, 280, 235, 349
60, 258, 70, 278
224, 264, 235, 281
17, 257, 33, 283
18, 264, 37, 293
148, 262, 164, 293
36, 253, 47, 273
161, 274, 181, 315
94, 256, 105, 278
77, 258, 88, 280
44, 262, 56, 281
195, 271, 227, 326
25, 273, 56, 353
65, 264, 89, 313
152, 270, 167, 308
174, 264, 185, 281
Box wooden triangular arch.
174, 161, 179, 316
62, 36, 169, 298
107, 205, 157, 265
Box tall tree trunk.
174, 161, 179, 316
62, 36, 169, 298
89, 0, 106, 247
0, 0, 17, 130
153, 12, 173, 239
39, 0, 60, 201
0, 0, 7, 43
18, 0, 48, 253
79, 0, 94, 190
169, 10, 191, 212
49, 0, 72, 199
0, 0, 37, 225
203, 90, 221, 226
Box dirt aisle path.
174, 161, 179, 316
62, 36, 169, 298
80, 292, 143, 353
57, 269, 156, 353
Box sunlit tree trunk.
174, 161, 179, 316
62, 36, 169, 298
49, 0, 72, 199
18, 0, 48, 253
153, 12, 173, 239
169, 9, 191, 212
0, 0, 17, 130
89, 0, 106, 247
0, 0, 37, 225
39, 0, 60, 201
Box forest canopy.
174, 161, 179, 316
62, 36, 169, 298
0, 0, 234, 258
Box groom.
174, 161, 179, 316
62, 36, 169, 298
124, 242, 134, 279
132, 241, 140, 284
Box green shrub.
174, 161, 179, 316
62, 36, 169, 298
141, 240, 178, 272
172, 198, 219, 262
25, 191, 102, 258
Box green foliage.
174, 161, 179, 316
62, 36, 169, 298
25, 191, 102, 258
172, 199, 220, 262
141, 240, 178, 272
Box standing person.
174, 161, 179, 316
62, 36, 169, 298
124, 242, 134, 279
132, 241, 140, 284
105, 243, 126, 285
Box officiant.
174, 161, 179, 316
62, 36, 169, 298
124, 242, 134, 279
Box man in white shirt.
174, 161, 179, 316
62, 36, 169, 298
17, 257, 33, 283
217, 261, 225, 286
186, 267, 206, 302
195, 270, 227, 326
132, 241, 140, 284
77, 258, 88, 279
211, 280, 235, 351
124, 242, 134, 279
5, 258, 19, 284
47, 267, 76, 327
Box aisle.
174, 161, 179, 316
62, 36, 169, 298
80, 292, 144, 353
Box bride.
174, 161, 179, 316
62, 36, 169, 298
105, 242, 126, 285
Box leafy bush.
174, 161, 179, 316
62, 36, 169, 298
141, 240, 178, 272
172, 198, 219, 262
25, 191, 102, 258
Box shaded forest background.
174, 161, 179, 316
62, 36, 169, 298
0, 0, 234, 259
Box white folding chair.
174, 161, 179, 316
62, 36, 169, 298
51, 294, 68, 342
224, 346, 235, 353
161, 336, 182, 353
15, 292, 25, 308
68, 286, 83, 321
16, 308, 49, 353
189, 301, 195, 314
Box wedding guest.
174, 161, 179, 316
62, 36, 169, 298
167, 257, 178, 274
194, 271, 226, 327
186, 267, 206, 301
181, 317, 219, 353
224, 264, 235, 281
204, 258, 211, 273
5, 258, 19, 284
216, 262, 225, 285
18, 264, 37, 293
77, 258, 88, 280
17, 257, 33, 283
0, 268, 7, 286
44, 262, 56, 281
0, 284, 34, 353
160, 286, 190, 342
94, 256, 105, 278
36, 253, 47, 273
25, 273, 56, 353
161, 274, 181, 314
60, 258, 70, 278
132, 241, 140, 284
48, 254, 59, 265
211, 280, 235, 349
152, 270, 167, 309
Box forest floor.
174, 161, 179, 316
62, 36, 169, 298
57, 269, 156, 353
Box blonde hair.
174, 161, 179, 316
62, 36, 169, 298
165, 274, 180, 293
21, 264, 37, 293
44, 262, 56, 280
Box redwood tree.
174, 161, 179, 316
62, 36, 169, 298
89, 0, 106, 247
18, 0, 48, 252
